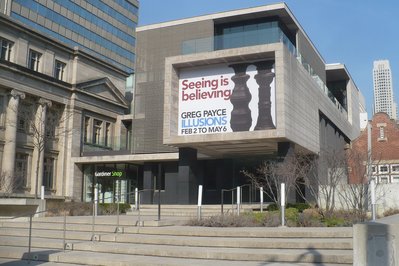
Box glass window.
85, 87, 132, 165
379, 165, 389, 173
391, 165, 399, 173
379, 126, 385, 139
14, 153, 29, 189
84, 116, 90, 143
0, 38, 13, 61
93, 119, 103, 145
54, 60, 66, 81
105, 122, 111, 147
43, 157, 55, 189
379, 176, 389, 184
0, 95, 5, 127
28, 49, 41, 71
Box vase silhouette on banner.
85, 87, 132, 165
229, 63, 252, 132
229, 60, 275, 132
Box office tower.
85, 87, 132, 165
373, 60, 397, 120
0, 0, 138, 74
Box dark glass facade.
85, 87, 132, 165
10, 0, 137, 73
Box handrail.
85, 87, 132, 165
220, 184, 257, 215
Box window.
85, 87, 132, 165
54, 60, 66, 81
371, 165, 377, 174
43, 157, 55, 189
14, 153, 29, 189
84, 116, 90, 143
0, 38, 13, 61
379, 127, 384, 138
93, 119, 103, 145
392, 176, 399, 183
378, 176, 389, 184
379, 165, 389, 174
28, 50, 41, 71
17, 104, 33, 133
0, 95, 5, 127
391, 165, 399, 173
105, 122, 111, 147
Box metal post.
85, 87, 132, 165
237, 186, 241, 215
281, 183, 286, 227
135, 187, 138, 210
197, 185, 203, 221
370, 179, 376, 221
260, 187, 264, 212
137, 192, 141, 226
94, 187, 98, 216
231, 190, 234, 213
157, 163, 161, 221
91, 202, 95, 240
28, 214, 33, 255
221, 190, 224, 215
117, 197, 120, 229
41, 185, 45, 200
63, 211, 66, 250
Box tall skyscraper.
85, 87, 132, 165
373, 60, 397, 120
0, 0, 138, 74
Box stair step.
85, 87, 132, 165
0, 246, 350, 266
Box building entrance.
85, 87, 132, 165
83, 163, 139, 203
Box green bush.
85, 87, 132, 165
266, 203, 311, 213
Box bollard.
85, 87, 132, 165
135, 188, 139, 210
370, 179, 376, 221
197, 185, 203, 221
41, 185, 45, 200
281, 183, 286, 227
236, 186, 241, 215
94, 187, 98, 216
260, 187, 264, 212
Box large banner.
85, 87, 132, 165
178, 61, 275, 136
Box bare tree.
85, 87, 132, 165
242, 152, 311, 207
296, 150, 347, 214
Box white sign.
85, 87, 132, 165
178, 63, 275, 136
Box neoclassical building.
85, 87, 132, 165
0, 14, 131, 200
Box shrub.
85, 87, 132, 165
266, 203, 311, 213
187, 213, 258, 227
383, 208, 399, 217
297, 208, 324, 227
99, 203, 131, 215
46, 201, 92, 216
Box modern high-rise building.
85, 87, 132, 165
373, 60, 397, 120
0, 0, 138, 74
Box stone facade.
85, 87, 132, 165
0, 14, 129, 201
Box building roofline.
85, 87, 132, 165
137, 3, 326, 64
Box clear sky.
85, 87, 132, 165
138, 0, 399, 117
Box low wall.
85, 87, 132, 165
353, 215, 399, 266
0, 198, 46, 217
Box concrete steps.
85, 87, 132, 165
0, 215, 353, 265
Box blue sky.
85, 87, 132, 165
138, 0, 398, 116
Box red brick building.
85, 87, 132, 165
348, 112, 399, 184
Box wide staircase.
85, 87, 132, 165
0, 206, 353, 265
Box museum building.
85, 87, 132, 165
102, 3, 363, 204
1, 3, 366, 206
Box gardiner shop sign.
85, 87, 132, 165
94, 171, 123, 177
178, 61, 276, 136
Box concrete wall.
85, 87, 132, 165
134, 20, 214, 153
354, 218, 399, 266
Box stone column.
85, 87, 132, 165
1, 90, 25, 192
31, 98, 52, 198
